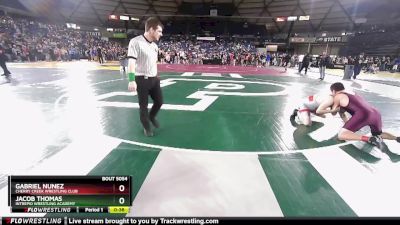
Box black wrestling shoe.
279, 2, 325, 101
289, 109, 299, 127
144, 128, 154, 137
396, 137, 400, 143
368, 136, 384, 150
290, 109, 298, 121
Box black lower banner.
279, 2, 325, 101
2, 217, 400, 225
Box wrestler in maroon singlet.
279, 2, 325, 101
328, 82, 400, 150
341, 93, 382, 136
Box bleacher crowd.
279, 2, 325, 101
1, 14, 399, 73
0, 14, 125, 63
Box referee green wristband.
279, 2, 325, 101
128, 72, 135, 82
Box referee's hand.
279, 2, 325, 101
128, 81, 137, 92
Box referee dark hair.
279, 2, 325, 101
127, 17, 164, 137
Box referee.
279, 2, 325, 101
127, 17, 164, 137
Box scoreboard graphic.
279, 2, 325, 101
8, 176, 131, 213
2, 176, 221, 225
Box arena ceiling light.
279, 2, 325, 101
287, 16, 298, 21
120, 15, 130, 21
109, 15, 118, 20
131, 17, 140, 21
107, 28, 113, 32
94, 28, 99, 31
276, 17, 286, 22
299, 15, 310, 21
66, 23, 76, 29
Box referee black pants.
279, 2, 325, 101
136, 76, 163, 130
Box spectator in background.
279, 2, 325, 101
284, 53, 291, 72
343, 56, 355, 79
391, 56, 400, 73
353, 54, 363, 79
118, 49, 127, 73
97, 46, 104, 64
297, 54, 304, 71
298, 53, 310, 75
0, 44, 11, 78
266, 53, 271, 66
86, 48, 91, 61
318, 52, 328, 80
